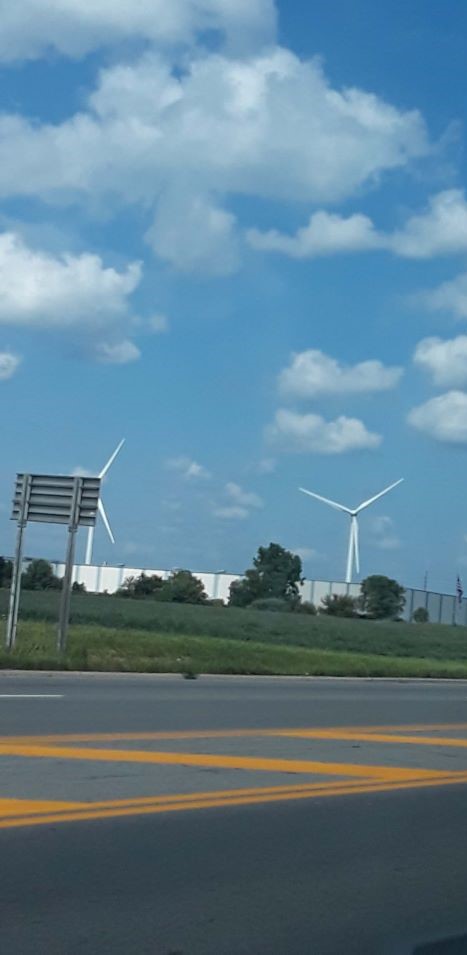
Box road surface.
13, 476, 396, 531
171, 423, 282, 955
1, 671, 467, 954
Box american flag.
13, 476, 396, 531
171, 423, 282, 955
457, 575, 464, 605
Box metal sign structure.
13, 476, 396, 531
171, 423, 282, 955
6, 474, 100, 654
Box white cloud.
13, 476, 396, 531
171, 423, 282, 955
0, 49, 429, 272
414, 336, 467, 388
146, 191, 239, 276
370, 515, 400, 551
248, 190, 467, 261
254, 457, 276, 474
0, 0, 276, 62
94, 339, 141, 364
267, 408, 381, 454
225, 482, 263, 508
0, 351, 20, 380
148, 314, 169, 333
279, 349, 403, 398
213, 481, 263, 519
247, 211, 380, 258
389, 190, 467, 258
166, 456, 212, 480
213, 505, 249, 520
408, 391, 467, 444
0, 231, 141, 330
419, 271, 467, 320
293, 547, 319, 561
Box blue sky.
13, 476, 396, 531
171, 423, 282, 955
0, 0, 467, 592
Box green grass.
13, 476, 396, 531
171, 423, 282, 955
2, 620, 467, 678
1, 588, 467, 663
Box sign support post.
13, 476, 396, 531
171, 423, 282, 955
57, 477, 82, 655
6, 474, 31, 651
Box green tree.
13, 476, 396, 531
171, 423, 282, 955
412, 606, 429, 623
320, 594, 357, 618
0, 557, 12, 588
117, 572, 164, 598
22, 559, 61, 591
229, 543, 304, 608
159, 570, 207, 604
360, 575, 405, 619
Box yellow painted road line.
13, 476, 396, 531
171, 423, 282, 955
3, 772, 467, 830
0, 741, 456, 781
275, 729, 467, 748
0, 798, 85, 817
3, 722, 467, 747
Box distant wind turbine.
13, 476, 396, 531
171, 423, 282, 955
299, 479, 404, 584
84, 440, 125, 566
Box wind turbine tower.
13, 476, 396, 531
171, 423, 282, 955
84, 439, 125, 566
299, 479, 403, 584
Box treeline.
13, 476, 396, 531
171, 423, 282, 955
0, 545, 409, 620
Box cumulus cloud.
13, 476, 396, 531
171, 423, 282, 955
146, 190, 239, 275
94, 340, 141, 364
148, 314, 169, 333
248, 190, 467, 261
371, 515, 400, 550
293, 546, 319, 561
0, 350, 21, 380
267, 408, 381, 454
389, 189, 467, 258
408, 391, 467, 444
213, 481, 263, 519
0, 231, 141, 329
166, 456, 212, 480
414, 336, 467, 388
225, 482, 263, 508
279, 349, 403, 398
0, 49, 429, 271
248, 211, 380, 258
419, 271, 467, 320
0, 0, 276, 62
213, 505, 249, 520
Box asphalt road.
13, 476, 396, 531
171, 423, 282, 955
2, 672, 467, 954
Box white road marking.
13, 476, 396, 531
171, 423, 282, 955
0, 694, 64, 699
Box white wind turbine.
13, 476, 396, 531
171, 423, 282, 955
84, 439, 125, 566
299, 479, 403, 584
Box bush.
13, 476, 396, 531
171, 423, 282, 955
0, 557, 12, 588
22, 559, 62, 591
360, 575, 406, 620
250, 598, 291, 613
158, 570, 207, 605
413, 606, 429, 624
295, 601, 317, 615
320, 594, 357, 618
117, 573, 164, 599
72, 581, 87, 594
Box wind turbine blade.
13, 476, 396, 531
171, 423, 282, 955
98, 498, 115, 545
299, 488, 351, 515
354, 518, 360, 575
99, 439, 125, 479
356, 478, 404, 513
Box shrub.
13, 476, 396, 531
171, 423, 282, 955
0, 557, 13, 588
295, 601, 317, 615
250, 597, 290, 613
158, 570, 207, 605
22, 559, 62, 591
117, 572, 164, 599
72, 581, 87, 594
413, 606, 429, 623
360, 575, 406, 620
320, 594, 357, 618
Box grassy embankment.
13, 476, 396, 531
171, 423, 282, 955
0, 589, 466, 678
